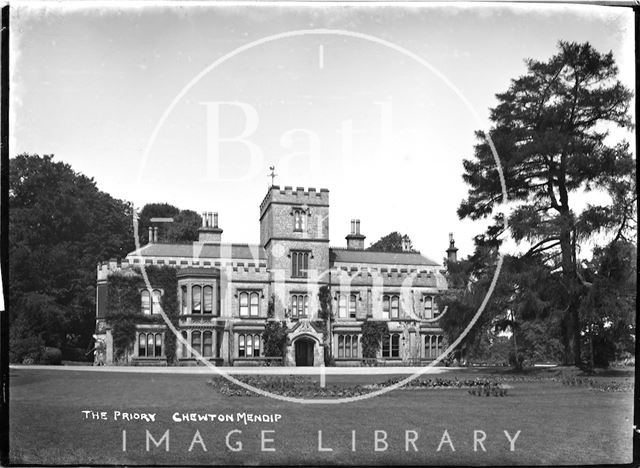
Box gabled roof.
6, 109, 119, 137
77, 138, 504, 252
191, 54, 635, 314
127, 243, 266, 261
330, 248, 439, 267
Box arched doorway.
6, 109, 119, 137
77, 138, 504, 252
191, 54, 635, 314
294, 338, 315, 366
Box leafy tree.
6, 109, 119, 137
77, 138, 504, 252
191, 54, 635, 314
138, 203, 202, 244
579, 240, 636, 368
9, 154, 135, 362
457, 41, 634, 365
367, 232, 415, 252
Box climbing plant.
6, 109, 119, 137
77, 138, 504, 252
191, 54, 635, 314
105, 265, 179, 363
262, 295, 287, 358
361, 320, 388, 359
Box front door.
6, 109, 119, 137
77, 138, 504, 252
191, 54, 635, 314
295, 339, 315, 366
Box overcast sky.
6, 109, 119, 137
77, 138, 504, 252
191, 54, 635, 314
10, 2, 635, 263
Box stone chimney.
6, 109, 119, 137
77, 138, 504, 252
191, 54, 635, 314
346, 219, 366, 250
446, 232, 458, 263
198, 211, 223, 243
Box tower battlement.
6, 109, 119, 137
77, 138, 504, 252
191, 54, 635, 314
259, 185, 329, 219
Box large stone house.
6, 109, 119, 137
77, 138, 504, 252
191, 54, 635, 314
94, 185, 458, 366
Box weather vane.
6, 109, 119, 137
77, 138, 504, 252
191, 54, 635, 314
268, 166, 277, 187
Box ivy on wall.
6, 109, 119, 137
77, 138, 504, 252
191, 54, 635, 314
361, 320, 388, 359
105, 265, 179, 363
262, 296, 287, 358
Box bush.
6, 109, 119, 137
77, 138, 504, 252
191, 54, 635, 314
42, 347, 62, 365
9, 334, 45, 364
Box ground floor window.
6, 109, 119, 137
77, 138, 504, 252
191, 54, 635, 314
138, 332, 163, 357
189, 330, 214, 358
425, 334, 444, 358
238, 334, 261, 358
381, 333, 400, 358
337, 334, 359, 358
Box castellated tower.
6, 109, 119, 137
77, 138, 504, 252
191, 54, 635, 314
259, 186, 330, 319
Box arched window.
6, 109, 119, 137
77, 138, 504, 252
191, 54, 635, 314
250, 293, 259, 317
238, 335, 246, 357
253, 335, 260, 357
424, 296, 433, 318
291, 251, 309, 278
391, 334, 400, 357
293, 209, 306, 232
304, 296, 309, 317
203, 286, 213, 314
246, 334, 253, 357
338, 335, 344, 358
191, 331, 201, 355
352, 335, 358, 357
349, 294, 357, 318
155, 333, 162, 356
138, 333, 147, 357
425, 335, 433, 358
141, 290, 151, 315
239, 292, 249, 317
291, 295, 298, 318
181, 286, 188, 315
238, 334, 261, 358
436, 335, 443, 357
203, 331, 213, 357
382, 333, 400, 358
390, 296, 399, 319
147, 334, 154, 357
181, 331, 188, 358
192, 286, 201, 314
338, 295, 347, 318
382, 295, 390, 319
152, 290, 162, 314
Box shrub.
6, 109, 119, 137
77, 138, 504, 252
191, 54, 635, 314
9, 334, 45, 364
361, 321, 387, 358
42, 347, 62, 365
262, 321, 287, 357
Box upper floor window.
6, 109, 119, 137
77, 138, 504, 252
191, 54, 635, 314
338, 295, 347, 318
141, 289, 162, 315
181, 286, 188, 315
290, 294, 309, 319
203, 286, 213, 314
181, 283, 216, 315
239, 291, 260, 317
192, 285, 201, 313
382, 294, 400, 319
381, 333, 400, 358
349, 294, 357, 318
424, 295, 433, 318
293, 208, 306, 232
291, 251, 309, 278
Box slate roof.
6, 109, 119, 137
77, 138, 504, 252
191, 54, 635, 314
329, 248, 439, 266
127, 243, 266, 260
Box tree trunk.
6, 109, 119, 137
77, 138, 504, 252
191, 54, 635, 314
559, 221, 581, 366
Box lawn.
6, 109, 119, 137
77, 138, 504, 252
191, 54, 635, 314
9, 367, 634, 465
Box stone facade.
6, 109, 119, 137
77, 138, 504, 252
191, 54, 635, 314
94, 185, 454, 366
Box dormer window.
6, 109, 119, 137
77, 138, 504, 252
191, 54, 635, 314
293, 208, 306, 232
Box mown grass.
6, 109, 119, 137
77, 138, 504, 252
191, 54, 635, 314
9, 367, 634, 465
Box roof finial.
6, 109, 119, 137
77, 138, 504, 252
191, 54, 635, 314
268, 165, 277, 187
